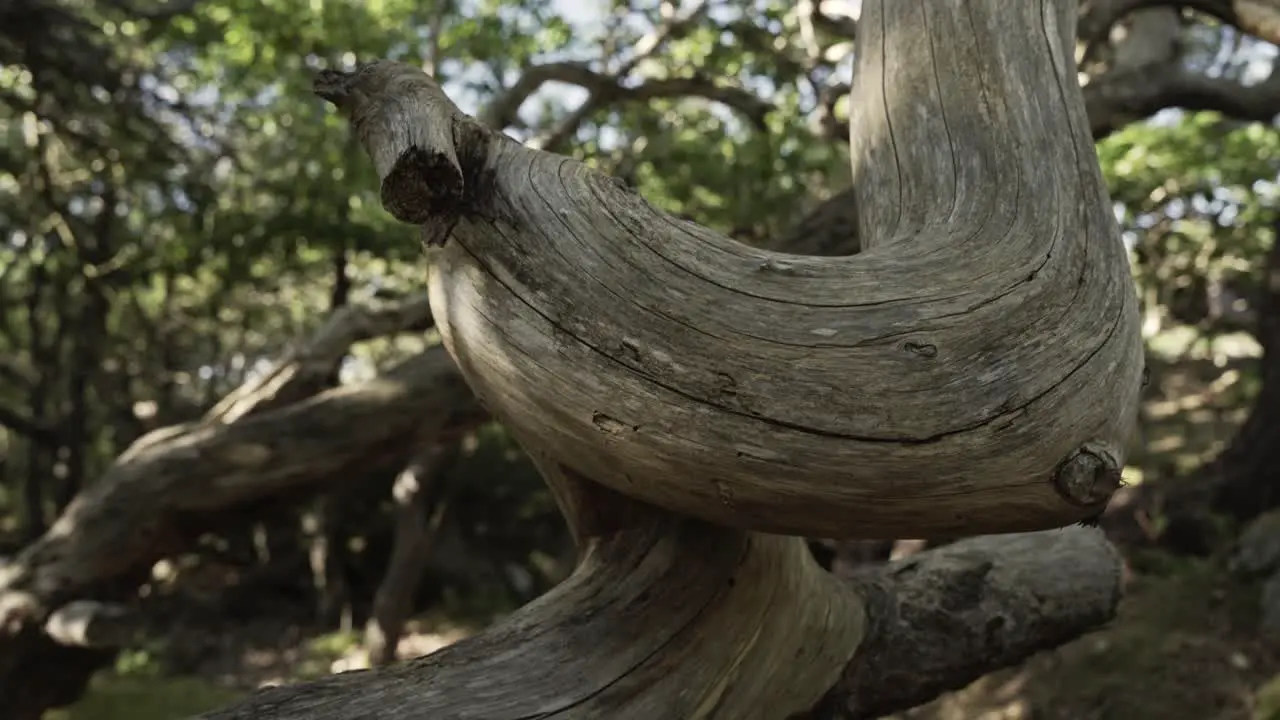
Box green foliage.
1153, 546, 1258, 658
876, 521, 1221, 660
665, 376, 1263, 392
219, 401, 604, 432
1098, 112, 1278, 339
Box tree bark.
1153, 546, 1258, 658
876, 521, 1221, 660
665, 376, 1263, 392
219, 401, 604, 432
201, 516, 1120, 720
201, 0, 1143, 716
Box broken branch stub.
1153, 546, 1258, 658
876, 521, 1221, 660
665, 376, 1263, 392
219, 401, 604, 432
320, 0, 1142, 540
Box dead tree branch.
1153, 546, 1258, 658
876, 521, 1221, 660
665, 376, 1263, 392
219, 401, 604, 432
199, 0, 1144, 715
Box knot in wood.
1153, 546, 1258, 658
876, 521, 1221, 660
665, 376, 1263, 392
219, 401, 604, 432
1052, 442, 1121, 507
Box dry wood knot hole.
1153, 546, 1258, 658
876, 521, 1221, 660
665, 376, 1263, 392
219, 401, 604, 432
1052, 441, 1121, 507
381, 147, 465, 228
592, 412, 638, 435
903, 340, 938, 358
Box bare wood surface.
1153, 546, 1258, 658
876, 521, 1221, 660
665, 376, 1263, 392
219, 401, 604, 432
190, 1, 1145, 718
202, 523, 1121, 720
325, 1, 1142, 541
203, 496, 863, 720
1, 0, 1157, 717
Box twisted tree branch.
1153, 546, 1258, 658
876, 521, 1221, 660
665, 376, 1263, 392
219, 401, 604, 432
196, 2, 1144, 717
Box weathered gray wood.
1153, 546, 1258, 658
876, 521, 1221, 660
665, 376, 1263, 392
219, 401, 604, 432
200, 523, 1120, 720
203, 497, 864, 720
203, 1, 1144, 718
323, 0, 1142, 541
816, 527, 1122, 718
0, 0, 1147, 717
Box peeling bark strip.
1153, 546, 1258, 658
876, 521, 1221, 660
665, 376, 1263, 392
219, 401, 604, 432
323, 0, 1143, 541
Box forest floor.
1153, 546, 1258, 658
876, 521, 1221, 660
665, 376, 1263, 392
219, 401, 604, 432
48, 331, 1279, 720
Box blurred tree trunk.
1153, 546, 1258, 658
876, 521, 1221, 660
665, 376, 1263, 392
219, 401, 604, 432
364, 442, 459, 666
1211, 222, 1280, 520
309, 242, 357, 626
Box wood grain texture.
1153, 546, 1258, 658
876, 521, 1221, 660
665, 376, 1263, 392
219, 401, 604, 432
200, 519, 1120, 719
202, 0, 1139, 717
203, 502, 864, 720
327, 0, 1142, 541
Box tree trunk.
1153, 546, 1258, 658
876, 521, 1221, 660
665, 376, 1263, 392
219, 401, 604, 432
198, 0, 1142, 716
364, 443, 460, 666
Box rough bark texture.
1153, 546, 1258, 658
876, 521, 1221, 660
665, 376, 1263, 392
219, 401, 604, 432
196, 0, 1143, 717
201, 527, 1120, 720
812, 528, 1122, 719
0, 0, 1161, 716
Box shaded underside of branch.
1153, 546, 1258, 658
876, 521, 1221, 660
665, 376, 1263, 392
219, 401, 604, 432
197, 521, 1122, 720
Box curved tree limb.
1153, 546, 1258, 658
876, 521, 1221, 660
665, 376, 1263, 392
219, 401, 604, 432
813, 2, 1280, 146
1, 1, 1177, 717
478, 61, 770, 133
0, 345, 484, 717
206, 292, 434, 424
321, 4, 1143, 541
208, 1, 1144, 718
816, 527, 1121, 719
1080, 0, 1280, 45
201, 520, 1121, 720
0, 294, 470, 717
1085, 55, 1280, 137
